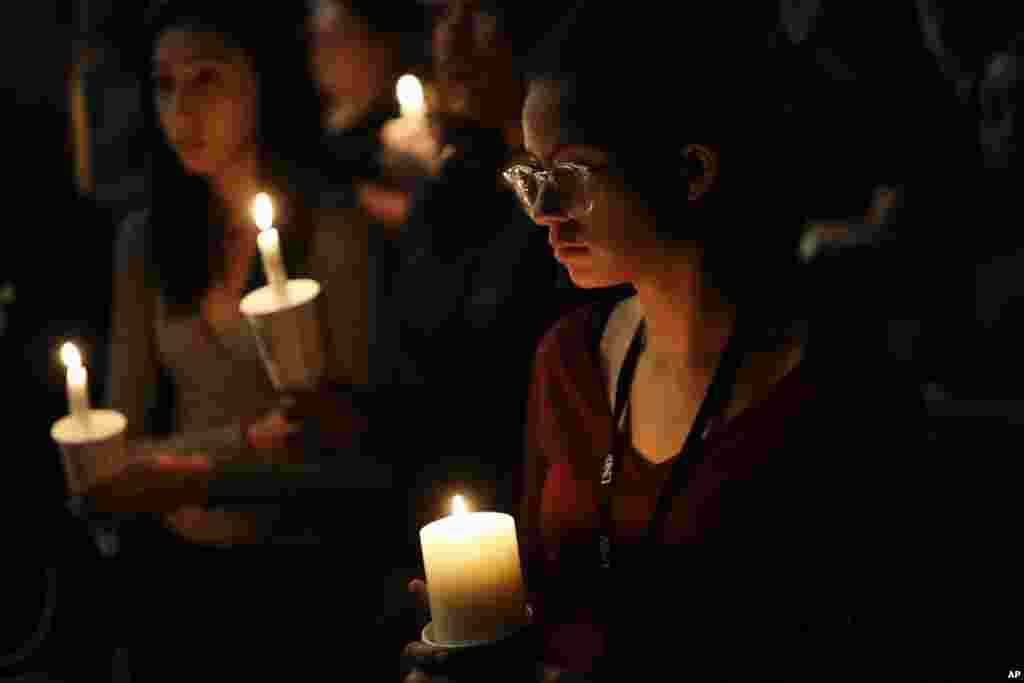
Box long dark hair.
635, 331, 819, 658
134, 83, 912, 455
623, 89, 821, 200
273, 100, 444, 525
136, 0, 328, 313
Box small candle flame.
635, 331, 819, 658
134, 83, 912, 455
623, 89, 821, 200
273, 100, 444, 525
396, 74, 425, 117
451, 494, 469, 516
252, 193, 274, 231
60, 342, 83, 369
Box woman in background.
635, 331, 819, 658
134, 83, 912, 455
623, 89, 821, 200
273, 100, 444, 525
309, 0, 429, 199
105, 1, 396, 679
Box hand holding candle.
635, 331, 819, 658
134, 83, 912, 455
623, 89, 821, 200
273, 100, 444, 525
252, 192, 288, 295
381, 74, 442, 174
241, 193, 326, 391
419, 495, 528, 646
52, 341, 128, 495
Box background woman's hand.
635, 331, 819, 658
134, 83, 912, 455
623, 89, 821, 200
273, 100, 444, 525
245, 408, 301, 460
72, 452, 213, 517
246, 388, 370, 462
282, 388, 369, 452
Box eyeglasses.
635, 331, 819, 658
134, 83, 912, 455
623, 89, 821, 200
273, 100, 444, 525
501, 162, 597, 219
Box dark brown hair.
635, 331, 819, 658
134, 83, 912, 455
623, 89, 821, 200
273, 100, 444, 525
526, 3, 806, 333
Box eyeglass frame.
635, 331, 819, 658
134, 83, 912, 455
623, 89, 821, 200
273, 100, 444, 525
500, 160, 605, 219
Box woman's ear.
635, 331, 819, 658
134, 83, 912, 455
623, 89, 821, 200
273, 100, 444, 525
682, 144, 719, 201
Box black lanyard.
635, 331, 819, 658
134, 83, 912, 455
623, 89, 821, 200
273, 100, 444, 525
597, 318, 746, 571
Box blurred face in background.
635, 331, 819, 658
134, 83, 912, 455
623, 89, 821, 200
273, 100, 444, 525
433, 0, 522, 125
308, 0, 385, 107
153, 27, 259, 177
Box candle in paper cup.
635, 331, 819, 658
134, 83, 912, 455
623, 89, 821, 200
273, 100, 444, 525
60, 342, 90, 424
252, 192, 288, 294
51, 409, 127, 495
239, 279, 325, 391
419, 495, 528, 645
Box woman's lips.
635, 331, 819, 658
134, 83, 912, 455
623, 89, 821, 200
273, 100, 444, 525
554, 245, 589, 263
175, 141, 205, 155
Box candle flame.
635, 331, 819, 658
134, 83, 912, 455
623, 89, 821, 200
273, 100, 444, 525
252, 193, 274, 231
60, 342, 83, 369
451, 494, 469, 516
396, 74, 425, 117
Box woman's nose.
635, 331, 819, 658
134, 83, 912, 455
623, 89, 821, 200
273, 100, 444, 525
529, 184, 569, 226
170, 89, 196, 118
163, 92, 196, 139
545, 219, 581, 247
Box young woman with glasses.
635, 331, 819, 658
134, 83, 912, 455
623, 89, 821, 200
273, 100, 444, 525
400, 4, 928, 681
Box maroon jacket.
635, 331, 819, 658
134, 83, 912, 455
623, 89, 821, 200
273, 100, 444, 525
519, 302, 927, 680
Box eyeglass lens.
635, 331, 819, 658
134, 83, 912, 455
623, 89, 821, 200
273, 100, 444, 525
507, 166, 592, 217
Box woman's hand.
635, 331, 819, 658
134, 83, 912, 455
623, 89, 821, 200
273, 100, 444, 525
73, 453, 214, 517
400, 579, 549, 683
245, 389, 369, 462
400, 579, 458, 683
245, 409, 302, 461
282, 388, 370, 452
379, 118, 444, 178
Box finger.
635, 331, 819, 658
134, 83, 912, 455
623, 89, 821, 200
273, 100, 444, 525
402, 669, 433, 683
401, 642, 450, 675
408, 578, 431, 612
405, 672, 456, 683
151, 453, 213, 473
402, 641, 434, 660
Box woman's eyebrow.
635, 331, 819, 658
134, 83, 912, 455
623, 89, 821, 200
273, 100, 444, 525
511, 143, 572, 166
551, 144, 600, 163
507, 148, 541, 165
155, 52, 232, 71
185, 52, 233, 64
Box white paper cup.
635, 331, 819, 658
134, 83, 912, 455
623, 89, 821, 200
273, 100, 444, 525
50, 409, 128, 496
240, 279, 325, 391
421, 604, 533, 649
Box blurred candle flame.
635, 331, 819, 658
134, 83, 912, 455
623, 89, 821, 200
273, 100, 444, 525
252, 192, 274, 231
451, 494, 469, 516
60, 342, 83, 369
397, 74, 425, 118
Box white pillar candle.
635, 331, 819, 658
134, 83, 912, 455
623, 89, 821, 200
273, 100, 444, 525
60, 342, 90, 424
419, 495, 528, 645
252, 192, 288, 295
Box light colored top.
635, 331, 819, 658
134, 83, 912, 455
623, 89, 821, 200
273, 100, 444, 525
106, 204, 376, 544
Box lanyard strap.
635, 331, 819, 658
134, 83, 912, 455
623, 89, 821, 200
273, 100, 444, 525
597, 318, 746, 570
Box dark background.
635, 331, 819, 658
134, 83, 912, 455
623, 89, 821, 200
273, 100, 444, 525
1, 1, 1021, 678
